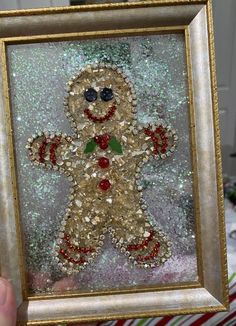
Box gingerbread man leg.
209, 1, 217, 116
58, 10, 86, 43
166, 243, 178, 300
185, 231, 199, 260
55, 194, 107, 273
110, 197, 171, 268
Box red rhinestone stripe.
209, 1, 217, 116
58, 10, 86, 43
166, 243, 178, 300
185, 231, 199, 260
49, 136, 62, 165
64, 234, 95, 254
38, 137, 47, 163
84, 104, 116, 123
59, 248, 86, 265
127, 230, 155, 252
137, 242, 161, 262
144, 126, 169, 155
38, 136, 62, 165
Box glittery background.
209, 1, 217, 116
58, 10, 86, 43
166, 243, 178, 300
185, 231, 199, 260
7, 34, 198, 295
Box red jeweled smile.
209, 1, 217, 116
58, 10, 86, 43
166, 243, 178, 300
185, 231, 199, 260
84, 103, 116, 123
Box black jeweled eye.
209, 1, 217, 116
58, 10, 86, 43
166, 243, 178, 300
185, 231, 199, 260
100, 87, 113, 102
84, 88, 97, 102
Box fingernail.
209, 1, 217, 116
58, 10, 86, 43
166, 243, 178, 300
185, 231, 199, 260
0, 279, 7, 305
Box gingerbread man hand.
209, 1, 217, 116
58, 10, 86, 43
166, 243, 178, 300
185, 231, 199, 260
27, 63, 177, 274
27, 133, 73, 169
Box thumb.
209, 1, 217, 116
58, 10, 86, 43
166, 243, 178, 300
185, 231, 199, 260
0, 278, 16, 326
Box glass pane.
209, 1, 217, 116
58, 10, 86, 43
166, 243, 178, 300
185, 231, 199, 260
7, 33, 198, 296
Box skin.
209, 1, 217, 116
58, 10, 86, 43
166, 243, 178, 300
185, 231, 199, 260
0, 276, 95, 326
0, 278, 16, 326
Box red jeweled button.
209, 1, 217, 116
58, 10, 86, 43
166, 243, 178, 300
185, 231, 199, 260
98, 157, 110, 169
99, 179, 111, 191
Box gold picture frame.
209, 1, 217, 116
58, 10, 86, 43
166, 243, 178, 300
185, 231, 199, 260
0, 0, 228, 325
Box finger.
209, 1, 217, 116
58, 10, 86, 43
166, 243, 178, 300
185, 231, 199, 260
52, 277, 76, 292
0, 278, 17, 326
28, 271, 52, 290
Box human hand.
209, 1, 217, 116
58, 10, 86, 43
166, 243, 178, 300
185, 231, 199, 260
0, 278, 16, 326
0, 275, 97, 326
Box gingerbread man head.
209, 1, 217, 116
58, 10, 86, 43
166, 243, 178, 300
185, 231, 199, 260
65, 63, 136, 136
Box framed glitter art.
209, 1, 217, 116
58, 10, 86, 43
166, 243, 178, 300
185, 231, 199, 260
0, 0, 229, 325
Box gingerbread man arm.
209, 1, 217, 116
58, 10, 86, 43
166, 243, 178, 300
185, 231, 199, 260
26, 132, 72, 169
138, 121, 178, 160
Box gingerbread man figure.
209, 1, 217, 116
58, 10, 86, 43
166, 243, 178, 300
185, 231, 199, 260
26, 63, 178, 274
